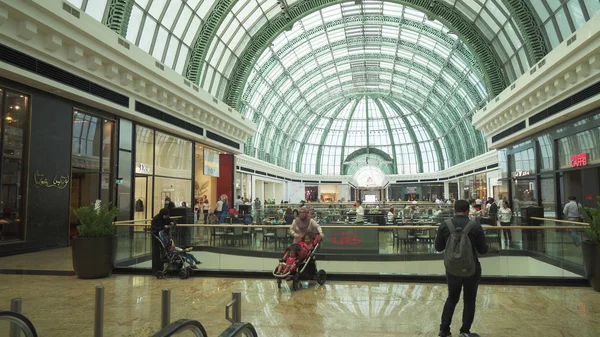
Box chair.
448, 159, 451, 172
210, 227, 227, 246
242, 225, 253, 246
394, 229, 415, 252
226, 227, 244, 246
262, 228, 276, 249
275, 228, 290, 249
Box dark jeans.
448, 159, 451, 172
500, 222, 512, 241
440, 264, 482, 334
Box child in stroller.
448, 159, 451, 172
275, 244, 301, 275
273, 232, 327, 290
158, 223, 201, 269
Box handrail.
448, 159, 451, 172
218, 322, 259, 337
113, 216, 182, 225
530, 216, 589, 226
113, 223, 589, 229
151, 319, 208, 337
0, 311, 38, 337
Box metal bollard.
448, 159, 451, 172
94, 286, 104, 337
10, 298, 22, 337
161, 289, 171, 329
232, 291, 241, 323
225, 291, 242, 324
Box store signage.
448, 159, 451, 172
512, 170, 531, 177
329, 231, 361, 245
137, 163, 150, 173
33, 170, 70, 189
571, 153, 588, 167
204, 149, 220, 177
406, 187, 417, 193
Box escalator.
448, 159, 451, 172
152, 319, 258, 337
0, 311, 38, 337
152, 319, 208, 337
217, 322, 259, 337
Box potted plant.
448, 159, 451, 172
581, 196, 600, 291
71, 201, 119, 279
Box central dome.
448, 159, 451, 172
240, 1, 489, 175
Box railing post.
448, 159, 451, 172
94, 286, 104, 337
161, 289, 171, 329
232, 291, 241, 323
10, 298, 22, 337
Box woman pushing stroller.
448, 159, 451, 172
290, 206, 325, 243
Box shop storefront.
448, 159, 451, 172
127, 124, 228, 226
498, 110, 600, 218
0, 87, 29, 243
388, 183, 445, 201
0, 77, 118, 254
460, 173, 487, 201
0, 75, 236, 256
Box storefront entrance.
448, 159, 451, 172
562, 167, 600, 208
134, 175, 153, 230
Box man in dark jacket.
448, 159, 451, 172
151, 208, 174, 273
435, 199, 488, 337
487, 197, 498, 221
151, 208, 173, 235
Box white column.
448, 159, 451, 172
443, 181, 450, 199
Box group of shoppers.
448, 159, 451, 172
192, 194, 232, 224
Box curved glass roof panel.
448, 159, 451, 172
74, 0, 600, 176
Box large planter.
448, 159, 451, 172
582, 240, 600, 291
71, 235, 117, 279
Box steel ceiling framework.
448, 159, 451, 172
94, 0, 600, 174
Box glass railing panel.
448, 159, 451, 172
112, 219, 587, 280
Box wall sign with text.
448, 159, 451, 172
571, 153, 588, 167
33, 170, 70, 189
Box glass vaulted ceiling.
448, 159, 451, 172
75, 0, 600, 174
241, 3, 486, 174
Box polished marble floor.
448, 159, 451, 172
0, 274, 599, 337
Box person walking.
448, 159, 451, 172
497, 201, 513, 247
435, 200, 488, 337
563, 196, 583, 246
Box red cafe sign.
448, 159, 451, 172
571, 153, 587, 167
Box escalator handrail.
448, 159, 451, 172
152, 319, 208, 337
218, 322, 259, 337
0, 311, 38, 337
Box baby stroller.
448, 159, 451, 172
273, 234, 327, 291
152, 233, 196, 279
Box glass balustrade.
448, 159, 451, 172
114, 216, 588, 281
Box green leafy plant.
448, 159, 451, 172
71, 202, 119, 237
581, 196, 600, 243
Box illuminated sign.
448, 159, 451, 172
329, 232, 361, 245
571, 153, 587, 167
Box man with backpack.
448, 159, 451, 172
435, 199, 488, 337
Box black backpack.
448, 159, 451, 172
443, 219, 476, 277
